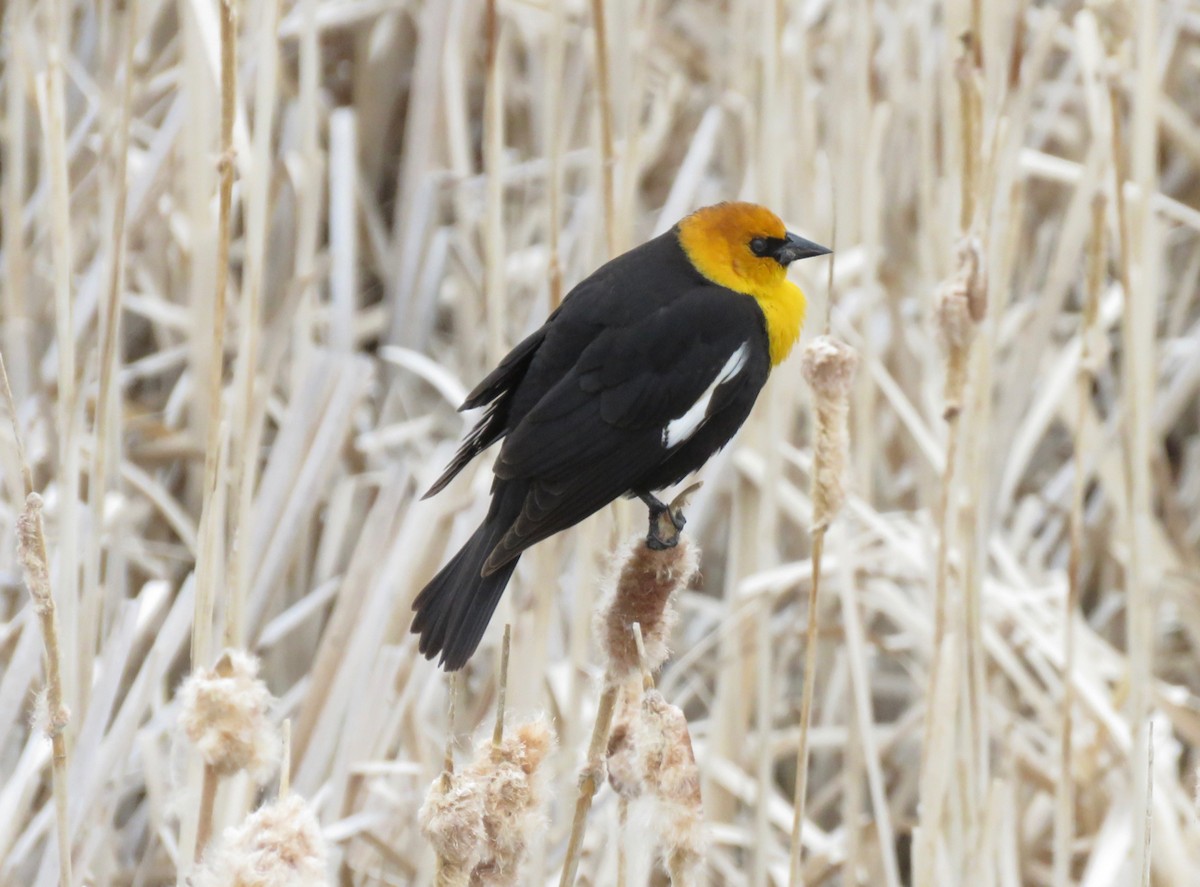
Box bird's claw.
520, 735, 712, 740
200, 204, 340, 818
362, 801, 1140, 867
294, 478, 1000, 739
642, 482, 703, 551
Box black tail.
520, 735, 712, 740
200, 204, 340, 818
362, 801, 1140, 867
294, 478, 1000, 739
411, 486, 523, 670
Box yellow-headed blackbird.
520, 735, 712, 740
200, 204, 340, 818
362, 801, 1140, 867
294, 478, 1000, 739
412, 202, 830, 669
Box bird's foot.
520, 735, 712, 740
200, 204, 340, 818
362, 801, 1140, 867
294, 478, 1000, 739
640, 483, 703, 551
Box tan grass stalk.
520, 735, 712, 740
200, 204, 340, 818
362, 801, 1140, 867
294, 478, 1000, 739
225, 0, 282, 650
788, 335, 858, 887
1054, 191, 1106, 887
192, 0, 238, 670
544, 0, 565, 308
83, 0, 136, 710
589, 0, 616, 257
40, 0, 81, 717
17, 496, 73, 886
3, 347, 72, 886
1, 0, 31, 403
483, 0, 506, 366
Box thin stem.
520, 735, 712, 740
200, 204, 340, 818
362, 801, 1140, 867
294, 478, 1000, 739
492, 624, 512, 752
195, 762, 220, 862
788, 527, 825, 887
559, 682, 620, 887
590, 0, 616, 257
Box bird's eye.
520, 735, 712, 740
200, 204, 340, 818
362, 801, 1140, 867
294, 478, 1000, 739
749, 237, 768, 257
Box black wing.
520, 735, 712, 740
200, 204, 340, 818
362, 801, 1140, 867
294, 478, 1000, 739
483, 286, 769, 572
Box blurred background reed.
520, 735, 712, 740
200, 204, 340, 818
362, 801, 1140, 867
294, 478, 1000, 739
1, 0, 1199, 884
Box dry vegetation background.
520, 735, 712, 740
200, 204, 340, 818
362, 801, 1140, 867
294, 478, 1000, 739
1, 0, 1200, 884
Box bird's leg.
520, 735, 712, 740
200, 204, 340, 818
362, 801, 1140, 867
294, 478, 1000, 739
640, 492, 684, 550
639, 482, 703, 551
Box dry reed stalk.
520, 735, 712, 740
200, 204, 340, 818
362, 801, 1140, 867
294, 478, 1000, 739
17, 495, 72, 886
1, 0, 31, 404
421, 677, 484, 887
192, 0, 239, 671
1116, 1, 1161, 875
589, 0, 616, 257
225, 0, 282, 651
788, 336, 858, 887
916, 32, 989, 874
179, 649, 280, 861
484, 0, 506, 367
1054, 191, 1106, 887
561, 506, 698, 886
83, 0, 136, 717
2, 342, 72, 886
39, 0, 81, 719
545, 0, 566, 308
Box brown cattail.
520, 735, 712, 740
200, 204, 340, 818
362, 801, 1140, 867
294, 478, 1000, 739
192, 793, 328, 887
466, 718, 555, 886
420, 770, 487, 887
179, 649, 279, 779
635, 690, 705, 883
936, 237, 986, 418
597, 535, 699, 683
800, 336, 859, 531
605, 689, 643, 800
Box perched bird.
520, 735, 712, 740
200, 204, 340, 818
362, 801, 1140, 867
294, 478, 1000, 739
412, 202, 830, 669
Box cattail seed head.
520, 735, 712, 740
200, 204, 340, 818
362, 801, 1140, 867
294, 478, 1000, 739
464, 718, 554, 886
419, 771, 486, 885
936, 237, 986, 417
192, 793, 328, 887
635, 690, 705, 873
597, 536, 699, 683
605, 688, 644, 800
179, 649, 279, 779
16, 493, 52, 612
801, 336, 858, 531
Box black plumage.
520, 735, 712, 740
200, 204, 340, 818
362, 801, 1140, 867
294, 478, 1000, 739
412, 228, 772, 670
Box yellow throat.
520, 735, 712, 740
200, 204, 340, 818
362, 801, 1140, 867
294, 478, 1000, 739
676, 203, 808, 367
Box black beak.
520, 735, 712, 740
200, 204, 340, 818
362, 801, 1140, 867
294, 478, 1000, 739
774, 231, 832, 266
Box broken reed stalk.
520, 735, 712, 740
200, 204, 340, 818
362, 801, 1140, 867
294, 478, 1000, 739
559, 684, 619, 887
561, 493, 698, 887
1054, 191, 1106, 887
3, 351, 72, 886
192, 0, 237, 670
916, 37, 987, 872
589, 0, 616, 257
179, 650, 279, 862
788, 336, 858, 887
493, 625, 512, 752
196, 763, 220, 862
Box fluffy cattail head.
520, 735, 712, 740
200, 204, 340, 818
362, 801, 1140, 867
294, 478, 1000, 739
419, 770, 486, 885
605, 689, 644, 800
192, 793, 328, 887
597, 536, 700, 683
179, 649, 279, 779
936, 237, 986, 417
465, 718, 555, 886
635, 690, 705, 874
801, 336, 859, 531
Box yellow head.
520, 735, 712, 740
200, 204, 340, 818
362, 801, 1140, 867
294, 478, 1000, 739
677, 202, 830, 366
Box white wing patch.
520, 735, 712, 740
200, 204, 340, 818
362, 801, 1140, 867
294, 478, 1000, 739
662, 342, 749, 449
